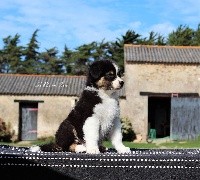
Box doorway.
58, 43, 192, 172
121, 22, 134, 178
148, 97, 171, 138
19, 102, 38, 141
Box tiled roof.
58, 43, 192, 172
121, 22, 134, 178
124, 45, 200, 64
0, 74, 125, 97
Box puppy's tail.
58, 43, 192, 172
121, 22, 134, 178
29, 143, 62, 152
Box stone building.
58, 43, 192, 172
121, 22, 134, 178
0, 74, 125, 141
124, 45, 200, 141
0, 74, 86, 140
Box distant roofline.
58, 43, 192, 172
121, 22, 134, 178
124, 44, 200, 64
0, 74, 125, 97
0, 73, 87, 78
124, 44, 200, 49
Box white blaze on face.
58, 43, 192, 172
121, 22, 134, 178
112, 62, 124, 89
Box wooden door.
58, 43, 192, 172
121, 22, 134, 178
20, 103, 38, 140
170, 97, 200, 140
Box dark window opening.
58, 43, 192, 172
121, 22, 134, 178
148, 97, 171, 138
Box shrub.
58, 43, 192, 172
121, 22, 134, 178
121, 117, 136, 141
0, 118, 15, 142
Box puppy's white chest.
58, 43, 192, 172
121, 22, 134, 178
94, 92, 119, 136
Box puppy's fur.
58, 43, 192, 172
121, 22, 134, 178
31, 60, 130, 154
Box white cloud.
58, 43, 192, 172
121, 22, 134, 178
149, 22, 176, 36
0, 0, 128, 50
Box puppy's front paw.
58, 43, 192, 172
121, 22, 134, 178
29, 145, 41, 152
75, 144, 86, 153
86, 147, 100, 154
117, 146, 131, 154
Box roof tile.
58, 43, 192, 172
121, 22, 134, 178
124, 45, 200, 64
0, 74, 125, 97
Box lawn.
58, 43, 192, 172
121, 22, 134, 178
1, 136, 200, 149
104, 139, 200, 149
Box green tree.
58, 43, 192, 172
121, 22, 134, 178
60, 45, 74, 74
92, 39, 111, 61
40, 47, 63, 74
140, 31, 166, 45
1, 34, 23, 73
22, 29, 40, 74
71, 42, 96, 75
167, 25, 194, 46
109, 30, 141, 71
121, 30, 141, 44
192, 24, 200, 46
156, 35, 166, 45
147, 31, 158, 45
0, 49, 4, 73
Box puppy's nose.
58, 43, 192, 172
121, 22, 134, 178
119, 80, 124, 87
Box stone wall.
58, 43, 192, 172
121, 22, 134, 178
124, 63, 200, 140
0, 94, 126, 140
0, 95, 77, 139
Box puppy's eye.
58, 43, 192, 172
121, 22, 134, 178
117, 70, 123, 77
105, 72, 115, 80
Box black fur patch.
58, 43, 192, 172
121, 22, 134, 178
53, 89, 101, 151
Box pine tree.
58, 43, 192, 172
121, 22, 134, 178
22, 29, 40, 74
92, 40, 111, 61
156, 35, 166, 45
40, 47, 63, 74
192, 24, 200, 46
1, 34, 23, 73
109, 30, 141, 71
167, 25, 194, 46
71, 43, 96, 75
140, 31, 166, 45
61, 45, 74, 74
0, 49, 4, 73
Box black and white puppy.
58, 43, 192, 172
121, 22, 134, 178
31, 60, 130, 154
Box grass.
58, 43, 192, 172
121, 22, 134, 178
1, 136, 200, 149
0, 136, 55, 147
158, 140, 200, 149
103, 141, 157, 149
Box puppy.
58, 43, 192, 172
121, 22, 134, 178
31, 60, 130, 154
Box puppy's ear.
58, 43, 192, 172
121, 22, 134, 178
89, 63, 101, 79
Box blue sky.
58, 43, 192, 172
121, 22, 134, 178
0, 0, 200, 52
